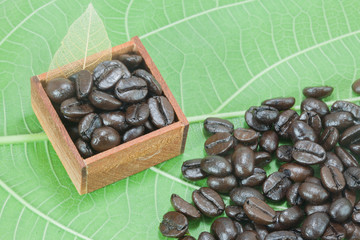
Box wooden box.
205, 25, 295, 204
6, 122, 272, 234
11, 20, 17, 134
31, 36, 189, 194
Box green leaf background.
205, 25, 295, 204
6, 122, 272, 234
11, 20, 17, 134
1, 0, 360, 239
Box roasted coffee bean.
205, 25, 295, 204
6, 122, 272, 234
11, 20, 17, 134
91, 127, 121, 152
159, 211, 188, 238
324, 152, 344, 172
301, 98, 329, 117
254, 151, 272, 167
60, 97, 94, 118
259, 130, 278, 153
352, 78, 360, 94
233, 128, 259, 143
344, 189, 357, 207
210, 217, 237, 240
143, 119, 155, 131
322, 222, 346, 240
232, 146, 255, 178
350, 143, 360, 156
230, 187, 264, 206
63, 114, 81, 123
331, 100, 360, 120
287, 183, 304, 206
93, 60, 130, 90
279, 206, 304, 229
299, 182, 329, 204
262, 171, 292, 201
236, 231, 260, 240
204, 117, 234, 134
225, 205, 248, 222
71, 70, 93, 100
292, 140, 326, 165
233, 221, 244, 236
261, 97, 295, 111
243, 197, 276, 225
45, 77, 75, 103
299, 111, 322, 136
181, 159, 207, 181
75, 138, 93, 158
148, 96, 175, 128
240, 168, 266, 187
78, 113, 103, 141
201, 156, 232, 177
114, 77, 148, 103
207, 175, 237, 193
350, 225, 360, 240
192, 187, 224, 217
100, 111, 129, 132
265, 231, 297, 240
179, 236, 195, 240
170, 194, 201, 219
235, 141, 258, 151
352, 201, 360, 224
198, 232, 216, 240
88, 89, 122, 110
243, 222, 255, 231
289, 120, 318, 143
305, 202, 330, 216
279, 163, 313, 182
122, 125, 145, 142
323, 112, 354, 131
132, 69, 162, 95
335, 146, 359, 168
329, 197, 352, 222
344, 167, 360, 190
339, 125, 360, 147
319, 127, 339, 151
303, 86, 333, 99
253, 105, 279, 124
245, 107, 272, 132
253, 223, 268, 240
274, 109, 299, 139
301, 212, 330, 240
275, 145, 293, 162
320, 166, 345, 193
66, 124, 80, 140
344, 221, 356, 238
125, 103, 149, 126
304, 176, 322, 185
205, 132, 234, 155
265, 212, 282, 232
118, 53, 143, 70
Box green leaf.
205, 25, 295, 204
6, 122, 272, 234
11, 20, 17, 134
1, 0, 360, 239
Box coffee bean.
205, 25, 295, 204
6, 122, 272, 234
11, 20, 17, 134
292, 140, 326, 165
286, 183, 304, 206
198, 232, 216, 240
237, 231, 260, 240
232, 146, 255, 178
335, 146, 359, 168
261, 97, 295, 111
118, 53, 143, 70
69, 70, 92, 100
245, 106, 272, 132
352, 201, 360, 224
339, 125, 360, 147
235, 141, 258, 151
299, 182, 330, 204
323, 152, 344, 172
349, 225, 360, 240
125, 102, 149, 126
207, 175, 237, 193
75, 138, 93, 158
179, 236, 196, 240
132, 69, 163, 95
204, 132, 234, 155
274, 109, 299, 139
322, 222, 346, 240
88, 89, 122, 110
331, 100, 360, 120
240, 168, 266, 187
304, 176, 322, 185
45, 77, 75, 104
60, 97, 94, 118
303, 86, 333, 99
320, 165, 345, 193
253, 223, 268, 240
115, 77, 148, 103
100, 111, 129, 132
229, 187, 264, 206
301, 212, 330, 240
233, 128, 259, 143
91, 127, 121, 152
78, 113, 103, 141
122, 125, 145, 142
259, 130, 278, 153
192, 187, 224, 217
275, 145, 293, 162
66, 124, 80, 140
93, 60, 130, 90
299, 111, 322, 136
344, 167, 360, 191
289, 120, 318, 143
352, 78, 360, 94
265, 231, 297, 240
243, 197, 276, 225
254, 151, 272, 167
344, 189, 357, 207
144, 119, 155, 132
305, 202, 330, 216
200, 156, 232, 177
203, 117, 234, 134
319, 127, 339, 151
233, 221, 244, 236
159, 211, 188, 238
225, 205, 248, 222
170, 194, 201, 219
329, 197, 352, 222
279, 162, 313, 182
210, 217, 237, 240
148, 96, 175, 128
181, 159, 208, 181
279, 206, 304, 229
262, 171, 292, 201
323, 112, 354, 131
350, 143, 360, 156
344, 221, 356, 238
253, 105, 279, 124
243, 222, 255, 231
301, 98, 329, 117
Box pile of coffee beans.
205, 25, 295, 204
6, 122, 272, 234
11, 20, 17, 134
44, 53, 175, 158
160, 84, 360, 239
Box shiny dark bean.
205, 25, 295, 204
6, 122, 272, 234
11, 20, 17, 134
204, 117, 234, 134
122, 125, 145, 142
303, 86, 333, 99
225, 205, 248, 222
207, 175, 237, 193
235, 141, 258, 151
253, 105, 279, 124
324, 152, 344, 172
279, 206, 304, 229
181, 159, 207, 181
340, 125, 360, 147
192, 187, 224, 217
274, 109, 299, 139
230, 187, 264, 206
301, 212, 330, 240
265, 231, 297, 240
233, 221, 244, 236
275, 145, 293, 162
159, 211, 188, 238
205, 132, 234, 155
352, 201, 360, 224
72, 70, 93, 99
143, 119, 155, 131
198, 232, 216, 240
259, 130, 278, 153
125, 103, 149, 126
350, 225, 360, 240
290, 120, 318, 143
262, 171, 292, 201
305, 202, 330, 216
90, 127, 121, 152
292, 140, 326, 165
66, 124, 80, 140
232, 146, 255, 178
254, 151, 272, 167
243, 197, 276, 225
286, 183, 304, 206
88, 89, 122, 110
305, 176, 322, 185
100, 111, 129, 132
279, 163, 313, 182
329, 198, 352, 223
322, 222, 346, 240
323, 112, 354, 131
45, 78, 75, 104
319, 127, 339, 151
75, 138, 93, 158
179, 236, 196, 240
115, 77, 148, 103
210, 217, 237, 240
344, 167, 360, 191
320, 166, 345, 193
170, 194, 201, 219
245, 106, 272, 132
148, 96, 175, 128
265, 212, 282, 231
118, 53, 143, 70
301, 98, 329, 117
240, 168, 266, 187
299, 182, 329, 204
299, 111, 322, 136
344, 189, 357, 207
233, 128, 259, 143
236, 231, 260, 240
93, 60, 130, 90
201, 156, 232, 177
335, 146, 359, 168
353, 79, 360, 94
132, 69, 162, 95
350, 143, 360, 156
78, 113, 103, 141
60, 97, 94, 118
344, 221, 356, 238
261, 97, 295, 111
331, 100, 360, 120
254, 223, 268, 240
